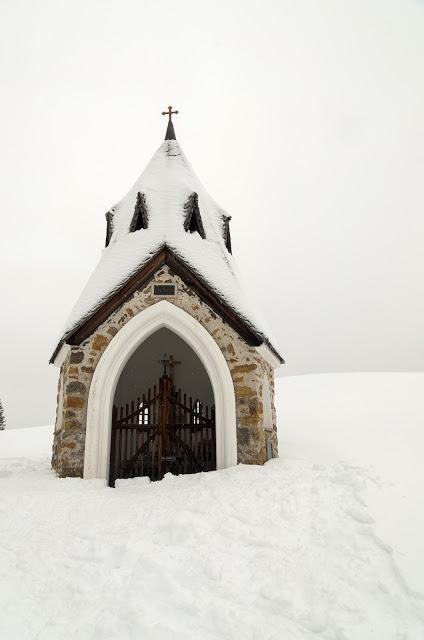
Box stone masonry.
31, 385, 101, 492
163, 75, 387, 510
52, 265, 278, 478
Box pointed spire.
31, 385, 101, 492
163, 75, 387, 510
165, 119, 176, 140
162, 105, 179, 140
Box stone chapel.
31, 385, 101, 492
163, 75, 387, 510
51, 108, 284, 486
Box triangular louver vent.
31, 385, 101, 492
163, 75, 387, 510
105, 210, 114, 247
183, 192, 205, 238
222, 215, 232, 254
129, 192, 148, 232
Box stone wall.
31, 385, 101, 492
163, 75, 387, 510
52, 265, 278, 478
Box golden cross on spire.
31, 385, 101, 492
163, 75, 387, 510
162, 105, 179, 122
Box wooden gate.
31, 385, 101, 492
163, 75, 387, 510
109, 356, 216, 486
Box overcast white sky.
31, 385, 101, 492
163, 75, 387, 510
1, 0, 423, 428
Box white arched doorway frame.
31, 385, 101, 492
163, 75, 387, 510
83, 300, 237, 480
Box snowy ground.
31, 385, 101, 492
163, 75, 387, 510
277, 373, 424, 595
1, 374, 423, 639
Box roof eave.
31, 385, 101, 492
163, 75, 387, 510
49, 244, 284, 365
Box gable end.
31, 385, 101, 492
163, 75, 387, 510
51, 246, 282, 365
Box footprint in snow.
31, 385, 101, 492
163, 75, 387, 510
345, 506, 375, 524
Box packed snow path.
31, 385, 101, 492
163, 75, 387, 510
0, 427, 423, 639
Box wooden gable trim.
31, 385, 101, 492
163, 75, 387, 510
165, 250, 262, 346
65, 248, 167, 348
55, 246, 279, 363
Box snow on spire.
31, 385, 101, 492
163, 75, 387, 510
56, 123, 282, 361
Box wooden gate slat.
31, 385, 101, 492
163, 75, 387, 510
109, 362, 216, 486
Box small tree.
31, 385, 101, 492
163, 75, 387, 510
0, 399, 5, 430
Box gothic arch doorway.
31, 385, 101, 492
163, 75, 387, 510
109, 328, 216, 485
83, 301, 237, 482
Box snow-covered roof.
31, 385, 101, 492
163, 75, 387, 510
55, 132, 283, 362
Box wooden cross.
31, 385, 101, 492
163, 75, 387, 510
159, 354, 181, 382
161, 105, 179, 122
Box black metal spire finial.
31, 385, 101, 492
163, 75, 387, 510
162, 105, 179, 140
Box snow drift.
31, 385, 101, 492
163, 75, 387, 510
1, 375, 424, 639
